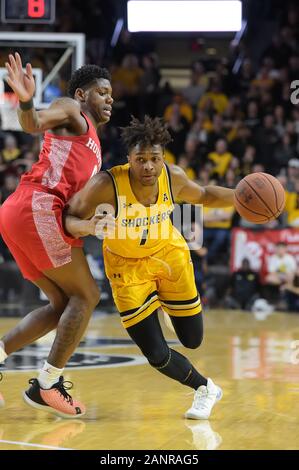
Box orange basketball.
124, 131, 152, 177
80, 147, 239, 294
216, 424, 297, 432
234, 172, 286, 224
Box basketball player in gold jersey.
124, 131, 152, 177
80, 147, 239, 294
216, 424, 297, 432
65, 116, 235, 419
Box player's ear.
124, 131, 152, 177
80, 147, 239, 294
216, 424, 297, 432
74, 88, 86, 103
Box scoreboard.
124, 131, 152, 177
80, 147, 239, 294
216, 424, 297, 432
1, 0, 55, 24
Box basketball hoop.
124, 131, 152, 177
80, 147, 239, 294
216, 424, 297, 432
0, 92, 21, 131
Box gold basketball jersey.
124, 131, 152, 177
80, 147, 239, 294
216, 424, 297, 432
104, 163, 186, 258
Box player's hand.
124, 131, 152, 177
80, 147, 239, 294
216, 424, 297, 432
89, 213, 116, 239
5, 52, 35, 102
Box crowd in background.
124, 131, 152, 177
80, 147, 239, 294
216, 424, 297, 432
0, 0, 298, 312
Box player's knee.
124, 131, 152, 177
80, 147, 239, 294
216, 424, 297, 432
180, 333, 203, 349
77, 284, 101, 310
146, 346, 169, 366
49, 292, 68, 317
88, 283, 101, 308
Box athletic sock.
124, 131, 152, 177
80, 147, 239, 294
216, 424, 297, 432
38, 361, 64, 389
0, 341, 8, 363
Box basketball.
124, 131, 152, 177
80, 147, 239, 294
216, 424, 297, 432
234, 172, 286, 224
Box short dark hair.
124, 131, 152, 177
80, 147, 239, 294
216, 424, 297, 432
67, 65, 111, 98
277, 242, 287, 247
120, 115, 172, 152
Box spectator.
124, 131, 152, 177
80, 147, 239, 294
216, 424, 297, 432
139, 53, 161, 116
1, 134, 21, 164
224, 258, 260, 310
203, 204, 235, 263
244, 101, 261, 133
0, 174, 19, 205
182, 67, 207, 108
185, 221, 208, 297
198, 79, 229, 115
208, 139, 233, 178
177, 155, 196, 180
112, 53, 144, 116
240, 145, 256, 176
286, 159, 299, 191
255, 114, 279, 169
273, 133, 297, 173
265, 242, 297, 286
164, 93, 193, 124
166, 104, 190, 156
285, 178, 299, 227
206, 114, 226, 150
281, 265, 299, 312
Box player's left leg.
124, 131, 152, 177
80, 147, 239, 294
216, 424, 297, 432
169, 314, 222, 419
126, 310, 208, 390
1, 276, 68, 355
158, 244, 223, 419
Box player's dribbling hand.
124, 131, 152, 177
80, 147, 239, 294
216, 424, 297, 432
89, 213, 116, 239
5, 52, 35, 102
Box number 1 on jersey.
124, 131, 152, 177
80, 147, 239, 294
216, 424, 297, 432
140, 229, 148, 245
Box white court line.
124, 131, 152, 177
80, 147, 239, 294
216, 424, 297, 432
0, 439, 72, 450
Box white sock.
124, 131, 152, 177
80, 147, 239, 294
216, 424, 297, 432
0, 341, 8, 363
38, 361, 64, 389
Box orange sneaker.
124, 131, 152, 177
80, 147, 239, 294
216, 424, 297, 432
0, 372, 4, 407
23, 376, 86, 419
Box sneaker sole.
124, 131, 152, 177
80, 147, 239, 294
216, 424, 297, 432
184, 387, 223, 420
22, 391, 86, 419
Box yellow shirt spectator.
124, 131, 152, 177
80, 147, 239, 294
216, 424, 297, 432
203, 206, 235, 229
1, 148, 21, 163
208, 151, 232, 177
285, 190, 299, 227
198, 91, 229, 115
164, 95, 193, 123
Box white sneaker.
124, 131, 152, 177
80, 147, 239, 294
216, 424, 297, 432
185, 378, 222, 420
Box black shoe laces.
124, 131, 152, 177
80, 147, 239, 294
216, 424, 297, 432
29, 376, 74, 405
54, 377, 74, 405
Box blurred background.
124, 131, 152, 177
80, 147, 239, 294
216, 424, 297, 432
0, 0, 298, 315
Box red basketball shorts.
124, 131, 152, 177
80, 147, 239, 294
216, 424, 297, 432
0, 184, 83, 281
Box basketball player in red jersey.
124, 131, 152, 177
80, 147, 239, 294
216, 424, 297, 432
0, 52, 114, 418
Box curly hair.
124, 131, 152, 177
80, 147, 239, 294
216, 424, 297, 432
67, 65, 111, 98
120, 115, 172, 151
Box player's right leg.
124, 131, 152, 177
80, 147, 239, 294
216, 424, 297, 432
0, 191, 99, 417
23, 248, 100, 419
0, 275, 72, 414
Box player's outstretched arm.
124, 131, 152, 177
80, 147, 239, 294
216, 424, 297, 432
5, 52, 83, 134
169, 165, 235, 207
64, 172, 116, 238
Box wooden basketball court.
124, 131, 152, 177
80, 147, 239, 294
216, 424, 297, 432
0, 309, 298, 450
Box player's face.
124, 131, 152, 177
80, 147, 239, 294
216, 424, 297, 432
85, 78, 113, 124
129, 144, 164, 186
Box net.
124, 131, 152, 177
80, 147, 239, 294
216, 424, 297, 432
0, 92, 21, 131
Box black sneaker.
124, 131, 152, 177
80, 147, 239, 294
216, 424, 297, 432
23, 376, 86, 419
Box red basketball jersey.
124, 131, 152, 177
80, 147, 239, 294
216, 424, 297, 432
20, 112, 102, 203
